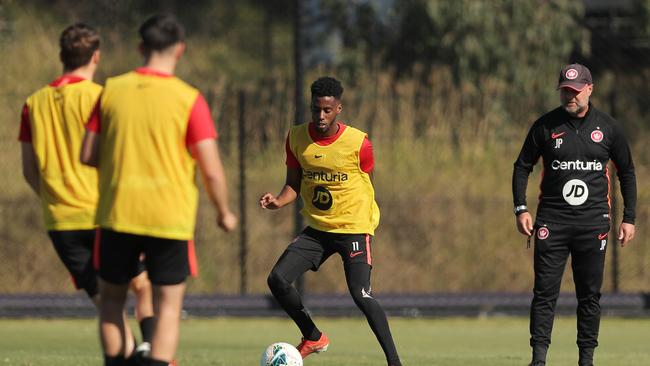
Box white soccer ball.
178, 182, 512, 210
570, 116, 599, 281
260, 342, 303, 366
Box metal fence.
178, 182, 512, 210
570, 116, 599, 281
0, 1, 649, 317
2, 77, 649, 300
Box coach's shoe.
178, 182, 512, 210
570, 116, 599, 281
578, 348, 594, 366
296, 332, 329, 359
529, 345, 547, 366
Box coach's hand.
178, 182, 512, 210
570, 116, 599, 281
516, 212, 534, 236
218, 211, 238, 232
617, 222, 635, 247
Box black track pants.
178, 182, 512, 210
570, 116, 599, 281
529, 222, 609, 349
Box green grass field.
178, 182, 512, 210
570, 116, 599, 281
1, 317, 649, 365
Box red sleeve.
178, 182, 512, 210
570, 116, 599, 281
285, 133, 300, 168
18, 104, 32, 142
186, 93, 217, 146
359, 136, 374, 173
86, 98, 102, 133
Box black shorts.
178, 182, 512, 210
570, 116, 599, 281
48, 229, 146, 296
287, 226, 373, 271
48, 229, 98, 297
95, 229, 197, 285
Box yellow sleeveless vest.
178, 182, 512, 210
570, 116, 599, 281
26, 80, 102, 230
289, 123, 380, 235
96, 71, 199, 240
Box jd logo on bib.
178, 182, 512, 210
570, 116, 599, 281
312, 186, 333, 210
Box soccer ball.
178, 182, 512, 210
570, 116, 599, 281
260, 342, 303, 366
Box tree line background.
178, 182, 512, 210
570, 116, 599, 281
0, 0, 649, 295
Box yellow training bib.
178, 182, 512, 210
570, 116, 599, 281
26, 79, 102, 230
96, 71, 200, 240
289, 123, 380, 234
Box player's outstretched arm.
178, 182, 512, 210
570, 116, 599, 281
21, 143, 40, 195
260, 167, 301, 210
192, 138, 237, 232
80, 130, 100, 167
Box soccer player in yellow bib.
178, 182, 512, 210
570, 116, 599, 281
80, 15, 237, 366
260, 77, 401, 366
19, 23, 154, 360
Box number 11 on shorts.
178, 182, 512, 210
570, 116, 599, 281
352, 241, 359, 251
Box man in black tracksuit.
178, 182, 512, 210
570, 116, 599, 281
512, 63, 636, 366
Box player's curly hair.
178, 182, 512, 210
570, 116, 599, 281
311, 77, 344, 99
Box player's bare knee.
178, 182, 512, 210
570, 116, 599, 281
130, 278, 151, 295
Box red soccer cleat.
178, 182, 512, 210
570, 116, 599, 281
296, 332, 329, 359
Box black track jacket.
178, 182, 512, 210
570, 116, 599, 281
512, 104, 636, 226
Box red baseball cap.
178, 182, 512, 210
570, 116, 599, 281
557, 63, 592, 91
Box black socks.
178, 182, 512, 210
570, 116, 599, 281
139, 316, 155, 343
